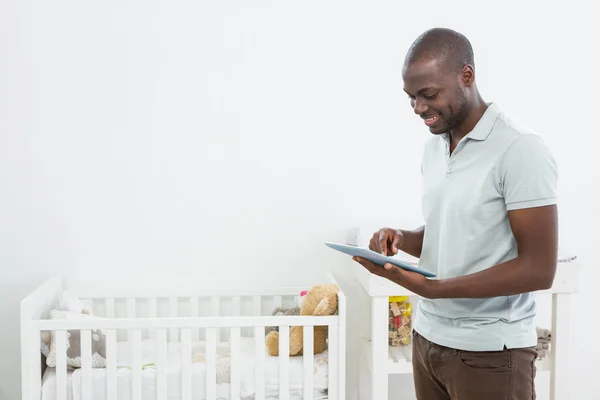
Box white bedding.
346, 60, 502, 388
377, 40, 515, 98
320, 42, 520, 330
41, 337, 329, 400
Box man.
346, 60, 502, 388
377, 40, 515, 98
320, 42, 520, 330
353, 28, 558, 399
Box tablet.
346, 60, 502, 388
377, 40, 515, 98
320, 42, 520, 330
324, 241, 436, 278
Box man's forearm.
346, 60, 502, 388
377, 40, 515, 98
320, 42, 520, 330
429, 256, 556, 299
398, 226, 425, 259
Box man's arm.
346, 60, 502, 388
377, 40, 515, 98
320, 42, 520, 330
356, 134, 559, 299
355, 205, 559, 299
429, 204, 558, 298
398, 225, 425, 259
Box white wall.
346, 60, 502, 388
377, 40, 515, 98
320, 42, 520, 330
1, 0, 598, 399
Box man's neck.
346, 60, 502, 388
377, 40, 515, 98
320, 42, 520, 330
449, 98, 489, 148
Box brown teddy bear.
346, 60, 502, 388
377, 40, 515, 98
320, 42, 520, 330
266, 283, 338, 357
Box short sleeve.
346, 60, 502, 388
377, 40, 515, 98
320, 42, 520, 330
499, 134, 558, 211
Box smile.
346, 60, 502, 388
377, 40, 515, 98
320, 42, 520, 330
423, 114, 440, 127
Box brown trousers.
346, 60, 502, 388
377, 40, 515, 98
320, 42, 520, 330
412, 330, 538, 400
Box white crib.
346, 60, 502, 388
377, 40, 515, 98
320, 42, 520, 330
21, 275, 346, 400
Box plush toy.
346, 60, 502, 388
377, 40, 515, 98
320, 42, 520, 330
40, 290, 90, 359
266, 283, 339, 357
265, 307, 301, 335
65, 329, 107, 359
265, 289, 311, 335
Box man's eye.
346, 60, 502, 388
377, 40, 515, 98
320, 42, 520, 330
424, 93, 438, 100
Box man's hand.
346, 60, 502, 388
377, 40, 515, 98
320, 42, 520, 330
357, 205, 558, 299
353, 256, 435, 298
369, 228, 404, 256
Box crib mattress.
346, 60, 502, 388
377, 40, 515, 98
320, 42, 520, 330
40, 337, 329, 400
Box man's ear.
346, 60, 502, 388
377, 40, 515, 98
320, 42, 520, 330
461, 64, 475, 87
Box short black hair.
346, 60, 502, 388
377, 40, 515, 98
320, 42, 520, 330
404, 28, 475, 73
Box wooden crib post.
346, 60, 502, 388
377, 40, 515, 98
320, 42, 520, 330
550, 293, 573, 400
80, 329, 92, 400
303, 325, 314, 400
230, 326, 242, 399
278, 325, 290, 400
23, 326, 42, 400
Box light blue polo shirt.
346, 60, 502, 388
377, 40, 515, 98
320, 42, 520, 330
413, 102, 558, 351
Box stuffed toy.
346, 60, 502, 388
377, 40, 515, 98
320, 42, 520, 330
40, 290, 109, 369
65, 329, 107, 359
40, 290, 90, 358
265, 289, 309, 334
265, 307, 301, 334
44, 310, 108, 368
266, 283, 339, 357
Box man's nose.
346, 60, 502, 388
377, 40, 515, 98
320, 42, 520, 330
413, 98, 428, 115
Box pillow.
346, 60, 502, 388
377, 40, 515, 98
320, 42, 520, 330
45, 310, 107, 368
58, 290, 87, 314
41, 291, 88, 359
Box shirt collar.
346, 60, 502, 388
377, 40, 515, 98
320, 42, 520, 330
464, 102, 501, 141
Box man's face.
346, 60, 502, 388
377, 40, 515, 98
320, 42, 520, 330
402, 58, 470, 135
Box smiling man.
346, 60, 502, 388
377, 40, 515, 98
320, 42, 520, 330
353, 28, 558, 399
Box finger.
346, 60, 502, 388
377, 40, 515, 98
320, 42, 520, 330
353, 256, 367, 270
373, 232, 382, 253
391, 234, 402, 254
353, 256, 371, 267
379, 230, 389, 256
369, 236, 377, 252
384, 263, 394, 270
353, 257, 377, 274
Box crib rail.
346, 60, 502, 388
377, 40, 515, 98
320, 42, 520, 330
80, 292, 307, 342
31, 319, 338, 400
34, 315, 337, 330
21, 275, 346, 400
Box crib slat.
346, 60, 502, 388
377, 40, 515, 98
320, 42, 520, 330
84, 299, 94, 314
105, 298, 115, 318
156, 329, 168, 400
252, 296, 261, 338
206, 327, 217, 400
328, 322, 339, 400
211, 296, 220, 342
169, 297, 178, 342
254, 326, 266, 400
210, 296, 220, 315
127, 298, 136, 317
273, 295, 283, 309
232, 296, 241, 315
230, 327, 241, 400
303, 326, 314, 400
279, 325, 290, 400
148, 297, 157, 339
190, 297, 199, 341
131, 329, 142, 400
29, 328, 42, 400
81, 329, 93, 400
106, 330, 118, 400
55, 330, 67, 400
127, 298, 136, 342
181, 329, 192, 400
231, 296, 241, 335
253, 296, 261, 316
